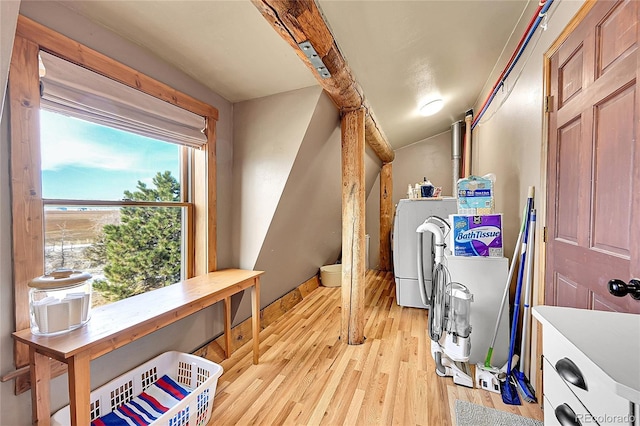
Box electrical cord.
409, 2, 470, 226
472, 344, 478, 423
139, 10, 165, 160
475, 5, 555, 127
472, 0, 557, 129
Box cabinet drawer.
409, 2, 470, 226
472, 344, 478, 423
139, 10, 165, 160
544, 357, 592, 425
543, 396, 595, 426
543, 325, 630, 423
544, 396, 559, 426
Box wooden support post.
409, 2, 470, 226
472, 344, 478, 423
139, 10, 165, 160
341, 108, 366, 345
379, 163, 393, 271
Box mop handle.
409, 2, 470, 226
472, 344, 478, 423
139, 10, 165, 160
488, 204, 526, 351
506, 188, 535, 375
518, 209, 536, 373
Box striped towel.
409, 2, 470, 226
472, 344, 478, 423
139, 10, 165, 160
91, 375, 191, 426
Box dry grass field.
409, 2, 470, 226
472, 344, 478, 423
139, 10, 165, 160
44, 209, 120, 286
44, 209, 120, 244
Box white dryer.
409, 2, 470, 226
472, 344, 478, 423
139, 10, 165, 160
392, 198, 457, 308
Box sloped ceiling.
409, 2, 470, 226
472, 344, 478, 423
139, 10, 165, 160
48, 0, 532, 149
54, 0, 317, 102
318, 0, 533, 148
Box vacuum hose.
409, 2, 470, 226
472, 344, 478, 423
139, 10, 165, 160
430, 262, 447, 342
416, 218, 449, 342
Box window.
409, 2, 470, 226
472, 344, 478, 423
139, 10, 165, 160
9, 15, 218, 393
41, 110, 188, 306
37, 49, 204, 305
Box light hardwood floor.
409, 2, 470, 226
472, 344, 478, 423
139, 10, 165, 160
207, 270, 543, 425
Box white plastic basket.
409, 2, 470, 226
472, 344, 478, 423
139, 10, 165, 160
51, 351, 223, 426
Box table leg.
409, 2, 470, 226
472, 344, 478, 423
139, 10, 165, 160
67, 351, 91, 426
30, 350, 51, 425
223, 296, 232, 358
251, 278, 261, 364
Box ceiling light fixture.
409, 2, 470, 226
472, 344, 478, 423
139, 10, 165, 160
419, 99, 444, 116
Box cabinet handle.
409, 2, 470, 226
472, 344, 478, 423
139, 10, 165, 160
555, 403, 582, 426
556, 357, 588, 391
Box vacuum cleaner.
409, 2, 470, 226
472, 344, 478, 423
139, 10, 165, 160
416, 216, 474, 387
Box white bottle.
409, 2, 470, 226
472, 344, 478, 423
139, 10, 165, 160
407, 184, 413, 199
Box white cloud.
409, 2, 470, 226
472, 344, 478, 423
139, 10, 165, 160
139, 176, 156, 187
41, 136, 139, 172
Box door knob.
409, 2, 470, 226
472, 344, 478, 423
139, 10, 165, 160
608, 279, 640, 300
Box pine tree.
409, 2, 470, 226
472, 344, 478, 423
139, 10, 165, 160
91, 171, 182, 301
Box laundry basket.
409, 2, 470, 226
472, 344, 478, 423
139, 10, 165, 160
51, 351, 223, 426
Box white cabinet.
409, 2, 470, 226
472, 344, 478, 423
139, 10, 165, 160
446, 255, 510, 366
533, 306, 640, 426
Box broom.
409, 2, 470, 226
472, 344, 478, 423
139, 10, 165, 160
501, 186, 534, 405
513, 209, 537, 402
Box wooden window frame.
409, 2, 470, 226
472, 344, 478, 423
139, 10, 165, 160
8, 15, 218, 394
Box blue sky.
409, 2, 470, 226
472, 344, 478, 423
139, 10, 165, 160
40, 110, 180, 200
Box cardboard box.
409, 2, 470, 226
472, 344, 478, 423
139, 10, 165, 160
450, 214, 503, 257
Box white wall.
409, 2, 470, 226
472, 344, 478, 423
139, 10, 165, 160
366, 130, 452, 269
0, 0, 20, 118
365, 174, 382, 270
231, 86, 324, 270
393, 130, 454, 203
233, 87, 381, 314
255, 92, 381, 306
1, 3, 234, 423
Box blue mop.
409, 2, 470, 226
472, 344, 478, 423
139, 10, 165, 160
501, 186, 534, 405
513, 209, 537, 403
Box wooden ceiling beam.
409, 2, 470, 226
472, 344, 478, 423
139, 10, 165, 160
251, 0, 395, 163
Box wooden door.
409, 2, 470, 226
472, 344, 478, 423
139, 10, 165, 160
546, 0, 640, 314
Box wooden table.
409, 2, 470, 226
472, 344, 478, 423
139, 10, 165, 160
13, 269, 264, 426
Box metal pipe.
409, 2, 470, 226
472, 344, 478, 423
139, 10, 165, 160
451, 120, 463, 159
464, 111, 473, 177
451, 120, 463, 196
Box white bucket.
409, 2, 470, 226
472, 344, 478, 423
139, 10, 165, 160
320, 264, 342, 287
